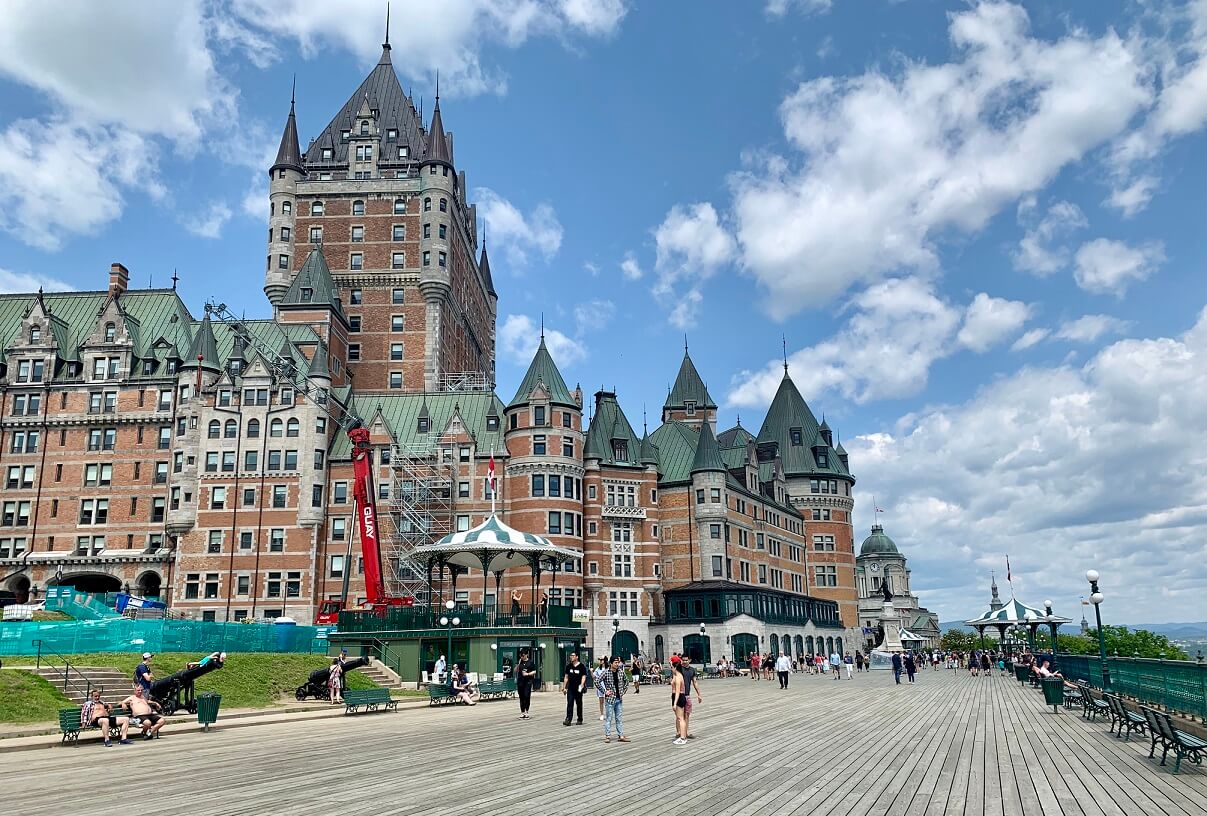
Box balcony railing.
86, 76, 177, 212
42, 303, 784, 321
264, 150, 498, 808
338, 602, 576, 633
1056, 653, 1207, 720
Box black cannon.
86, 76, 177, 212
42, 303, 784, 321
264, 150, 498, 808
295, 656, 370, 701
149, 652, 226, 715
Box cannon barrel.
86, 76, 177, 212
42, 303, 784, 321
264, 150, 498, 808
305, 656, 369, 686
149, 653, 225, 699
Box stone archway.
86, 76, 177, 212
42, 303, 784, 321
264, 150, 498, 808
611, 630, 639, 661
54, 572, 121, 595
136, 570, 162, 599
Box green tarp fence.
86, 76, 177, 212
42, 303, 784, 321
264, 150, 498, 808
0, 618, 327, 656
1057, 653, 1207, 720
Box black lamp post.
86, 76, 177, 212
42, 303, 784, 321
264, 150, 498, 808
1024, 611, 1037, 651
439, 599, 461, 673
610, 614, 619, 659
1043, 599, 1060, 669
1086, 570, 1110, 689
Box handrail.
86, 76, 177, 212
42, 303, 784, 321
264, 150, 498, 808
364, 637, 404, 677
33, 639, 103, 699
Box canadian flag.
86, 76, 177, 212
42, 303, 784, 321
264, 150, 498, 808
488, 455, 496, 495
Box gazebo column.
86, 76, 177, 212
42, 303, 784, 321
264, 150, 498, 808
995, 624, 1008, 653
479, 551, 493, 625
426, 559, 436, 608
494, 570, 505, 626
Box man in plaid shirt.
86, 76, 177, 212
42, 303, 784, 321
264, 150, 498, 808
600, 655, 631, 743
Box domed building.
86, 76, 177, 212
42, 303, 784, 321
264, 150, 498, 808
855, 524, 940, 651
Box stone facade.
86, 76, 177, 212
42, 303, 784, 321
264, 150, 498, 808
855, 523, 940, 649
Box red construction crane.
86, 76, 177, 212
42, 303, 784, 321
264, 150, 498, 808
204, 302, 413, 625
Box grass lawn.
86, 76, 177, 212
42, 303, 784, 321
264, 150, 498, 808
1, 652, 385, 714
0, 671, 72, 723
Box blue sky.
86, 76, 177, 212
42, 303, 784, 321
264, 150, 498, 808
3, 0, 1207, 624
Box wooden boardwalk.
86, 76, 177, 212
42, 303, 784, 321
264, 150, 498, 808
4, 668, 1206, 815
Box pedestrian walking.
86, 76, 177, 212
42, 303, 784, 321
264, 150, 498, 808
593, 657, 608, 721
600, 656, 631, 743
327, 657, 344, 704
891, 651, 903, 685
855, 651, 864, 672
632, 655, 643, 694
515, 648, 537, 719
670, 657, 688, 745
904, 653, 917, 683
980, 651, 991, 677
775, 651, 791, 688
678, 653, 702, 740
561, 651, 588, 726
750, 652, 761, 680
843, 652, 854, 679
829, 651, 841, 680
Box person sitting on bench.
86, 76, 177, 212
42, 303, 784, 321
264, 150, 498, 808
451, 664, 477, 706
120, 685, 165, 740
81, 689, 131, 746
1035, 660, 1063, 679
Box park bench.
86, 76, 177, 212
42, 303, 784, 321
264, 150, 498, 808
428, 684, 460, 706
59, 707, 127, 745
476, 678, 517, 701
1060, 682, 1083, 710
343, 688, 398, 716
1141, 705, 1207, 773
1104, 693, 1146, 742
1075, 681, 1109, 721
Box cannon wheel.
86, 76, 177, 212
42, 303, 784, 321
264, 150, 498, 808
160, 699, 178, 716
295, 686, 308, 701
186, 702, 198, 715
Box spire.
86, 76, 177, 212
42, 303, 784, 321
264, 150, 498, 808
271, 82, 304, 174
690, 422, 726, 475
508, 334, 575, 408
182, 313, 220, 373
783, 334, 789, 375
423, 80, 452, 166
308, 339, 331, 381
478, 242, 496, 297
378, 3, 392, 64
665, 346, 717, 412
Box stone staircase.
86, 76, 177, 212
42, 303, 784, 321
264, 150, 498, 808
354, 658, 405, 691
30, 666, 131, 704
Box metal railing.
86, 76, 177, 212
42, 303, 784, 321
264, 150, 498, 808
338, 603, 575, 633
1057, 653, 1207, 721
33, 639, 102, 699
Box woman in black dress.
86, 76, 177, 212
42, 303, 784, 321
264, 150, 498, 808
515, 649, 537, 719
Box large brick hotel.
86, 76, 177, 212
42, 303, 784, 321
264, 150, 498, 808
0, 38, 860, 661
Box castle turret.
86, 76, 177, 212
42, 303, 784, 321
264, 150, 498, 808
419, 90, 456, 390
266, 85, 305, 308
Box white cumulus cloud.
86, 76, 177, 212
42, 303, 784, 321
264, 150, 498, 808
0, 267, 74, 294
1056, 315, 1132, 344
957, 294, 1032, 353
1073, 238, 1165, 296
1013, 199, 1087, 276
498, 314, 586, 368
620, 252, 643, 281
652, 203, 736, 328
475, 188, 563, 268
183, 201, 234, 239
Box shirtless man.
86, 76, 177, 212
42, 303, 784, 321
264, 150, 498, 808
81, 689, 131, 746
120, 685, 165, 740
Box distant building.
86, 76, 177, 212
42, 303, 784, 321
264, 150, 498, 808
855, 523, 940, 649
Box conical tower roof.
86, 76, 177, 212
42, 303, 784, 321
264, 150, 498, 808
479, 244, 496, 297
424, 96, 452, 165
639, 433, 660, 468
308, 339, 331, 381
280, 248, 345, 318
508, 336, 575, 408
182, 314, 221, 373
665, 348, 716, 411
271, 92, 303, 175
690, 422, 726, 475
756, 370, 850, 479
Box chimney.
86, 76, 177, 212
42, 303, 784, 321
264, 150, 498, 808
109, 263, 129, 297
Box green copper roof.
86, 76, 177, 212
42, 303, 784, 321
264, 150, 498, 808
508, 337, 576, 408
639, 433, 660, 468
280, 249, 345, 318
308, 339, 331, 380
859, 524, 899, 556
664, 349, 716, 411
584, 392, 643, 467
648, 421, 698, 485
182, 314, 221, 372
690, 422, 726, 474
331, 391, 505, 459
717, 423, 754, 448
756, 371, 852, 480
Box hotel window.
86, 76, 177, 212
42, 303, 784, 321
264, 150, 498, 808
458, 481, 470, 498
758, 564, 767, 584
280, 226, 291, 242
532, 475, 545, 497
393, 224, 405, 240
423, 223, 430, 239
333, 482, 348, 504
349, 253, 363, 270
422, 251, 430, 267
211, 487, 227, 510
548, 477, 561, 498
351, 225, 364, 243
310, 226, 322, 243
813, 535, 835, 551
208, 530, 223, 553
709, 523, 721, 540
611, 522, 632, 543
349, 315, 361, 332
392, 252, 405, 268
389, 372, 403, 389
352, 200, 365, 215
607, 591, 638, 617
348, 344, 361, 361
711, 556, 723, 577
710, 488, 721, 503
332, 518, 347, 541
814, 565, 837, 587
457, 515, 470, 532
391, 315, 404, 332
423, 197, 431, 212
790, 428, 803, 446
272, 485, 287, 508
390, 343, 403, 361
349, 289, 362, 305
244, 450, 258, 471
312, 484, 324, 507
397, 146, 408, 159
533, 435, 546, 455
243, 488, 256, 507
395, 198, 406, 214
613, 552, 633, 578
438, 251, 446, 267
439, 198, 447, 212
547, 512, 561, 535
278, 254, 289, 269
79, 499, 109, 525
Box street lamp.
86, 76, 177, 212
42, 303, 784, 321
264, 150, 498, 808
1043, 599, 1060, 668
440, 598, 461, 676
1086, 570, 1110, 689
1023, 611, 1037, 651
610, 614, 620, 659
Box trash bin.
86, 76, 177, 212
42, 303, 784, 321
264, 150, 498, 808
1041, 678, 1064, 713
196, 692, 222, 731
1014, 664, 1029, 684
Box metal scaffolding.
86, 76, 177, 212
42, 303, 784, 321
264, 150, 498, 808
385, 439, 454, 605
436, 371, 492, 393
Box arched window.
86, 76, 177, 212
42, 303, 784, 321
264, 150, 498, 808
247, 418, 260, 438
806, 635, 815, 655
394, 198, 406, 214
439, 198, 447, 213
224, 419, 238, 439
282, 200, 292, 214
207, 420, 221, 439
270, 418, 284, 438
423, 197, 431, 212
769, 634, 779, 656
360, 120, 369, 135
352, 200, 364, 216
104, 323, 116, 343
655, 635, 665, 663
29, 326, 41, 343
286, 418, 300, 438
312, 201, 324, 216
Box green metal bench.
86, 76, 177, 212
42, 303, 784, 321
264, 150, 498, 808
477, 679, 517, 701
343, 688, 398, 715
1104, 693, 1146, 742
428, 684, 460, 706
59, 707, 127, 745
1076, 681, 1109, 721
1142, 705, 1207, 773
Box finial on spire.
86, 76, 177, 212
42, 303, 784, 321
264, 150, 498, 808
684, 334, 688, 354
171, 269, 179, 291
540, 313, 545, 342
384, 2, 391, 48
643, 404, 648, 434
783, 334, 789, 375
435, 70, 440, 104
736, 412, 741, 427
290, 74, 296, 107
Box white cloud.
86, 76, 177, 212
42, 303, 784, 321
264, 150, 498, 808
1011, 328, 1050, 352
766, 0, 832, 15
619, 252, 643, 281
1105, 176, 1157, 218
1013, 199, 1087, 276
847, 307, 1207, 622
475, 188, 563, 267
184, 201, 234, 239
957, 293, 1032, 353
0, 267, 73, 294
723, 3, 1150, 319
498, 314, 586, 367
1056, 314, 1131, 344
652, 203, 736, 328
241, 176, 269, 221
582, 262, 600, 277
573, 299, 615, 335
1073, 238, 1165, 296
230, 0, 629, 97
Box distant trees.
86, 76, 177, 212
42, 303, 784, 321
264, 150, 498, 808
1041, 625, 1189, 660
940, 629, 977, 652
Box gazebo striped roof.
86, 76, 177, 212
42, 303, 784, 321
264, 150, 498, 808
965, 597, 1071, 628
412, 514, 582, 573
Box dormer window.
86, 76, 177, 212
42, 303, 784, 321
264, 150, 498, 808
360, 121, 369, 136
790, 428, 803, 446
387, 129, 398, 139
104, 323, 116, 343
817, 451, 828, 468
418, 416, 430, 433
486, 414, 499, 431
684, 400, 696, 416
398, 146, 408, 159
312, 201, 324, 216
341, 130, 350, 141
612, 440, 629, 462
29, 326, 41, 344
321, 148, 333, 161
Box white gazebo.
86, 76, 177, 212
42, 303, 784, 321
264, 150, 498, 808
965, 596, 1071, 650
